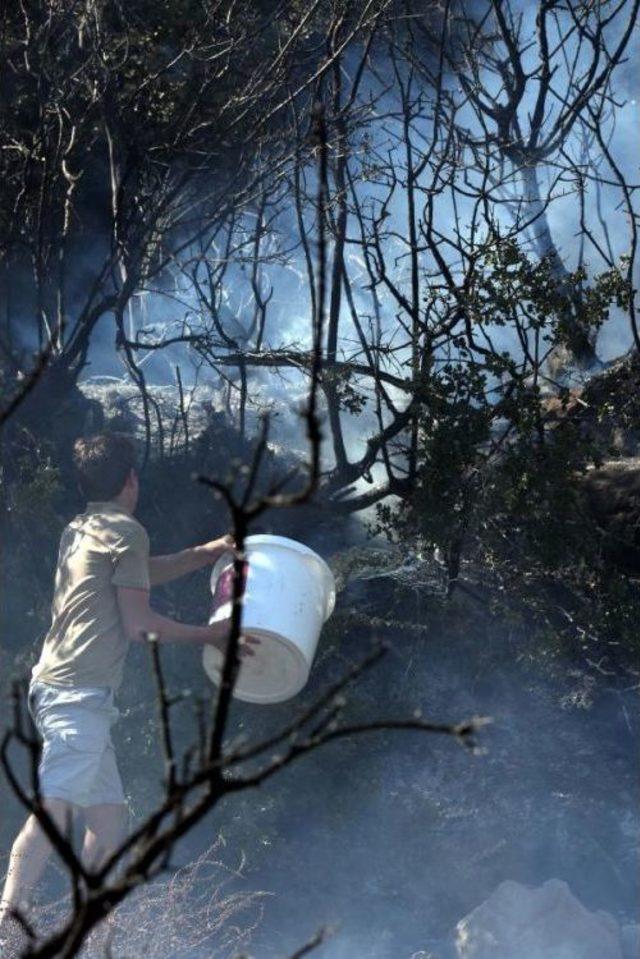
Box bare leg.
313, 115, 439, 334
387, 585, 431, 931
79, 804, 128, 952
0, 798, 76, 935
81, 803, 128, 873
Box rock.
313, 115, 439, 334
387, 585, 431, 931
621, 923, 640, 959
454, 878, 624, 959
578, 458, 640, 574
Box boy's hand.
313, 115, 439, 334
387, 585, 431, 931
197, 534, 236, 564
238, 635, 261, 659
206, 621, 260, 658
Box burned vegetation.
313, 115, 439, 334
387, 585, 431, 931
1, 1, 639, 957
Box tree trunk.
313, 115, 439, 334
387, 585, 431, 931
520, 162, 599, 372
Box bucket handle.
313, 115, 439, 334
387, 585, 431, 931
210, 550, 235, 591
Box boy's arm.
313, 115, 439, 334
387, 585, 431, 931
148, 535, 235, 586
116, 586, 258, 655
148, 548, 210, 586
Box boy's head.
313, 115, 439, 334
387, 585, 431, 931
73, 433, 139, 508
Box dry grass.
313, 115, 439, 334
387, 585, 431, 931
29, 840, 269, 958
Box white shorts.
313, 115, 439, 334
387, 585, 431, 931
27, 680, 126, 808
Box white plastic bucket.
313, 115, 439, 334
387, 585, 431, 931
202, 534, 336, 704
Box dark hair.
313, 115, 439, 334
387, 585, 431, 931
73, 433, 138, 500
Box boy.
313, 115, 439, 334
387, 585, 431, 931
0, 433, 256, 946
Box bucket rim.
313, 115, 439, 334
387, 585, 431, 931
211, 534, 336, 620
202, 627, 310, 704
244, 534, 334, 582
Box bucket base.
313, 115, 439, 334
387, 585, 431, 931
202, 627, 311, 704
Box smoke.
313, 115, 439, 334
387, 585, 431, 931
79, 28, 639, 948
76, 2, 639, 474
3, 564, 637, 958
135, 558, 637, 959
3, 7, 638, 958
